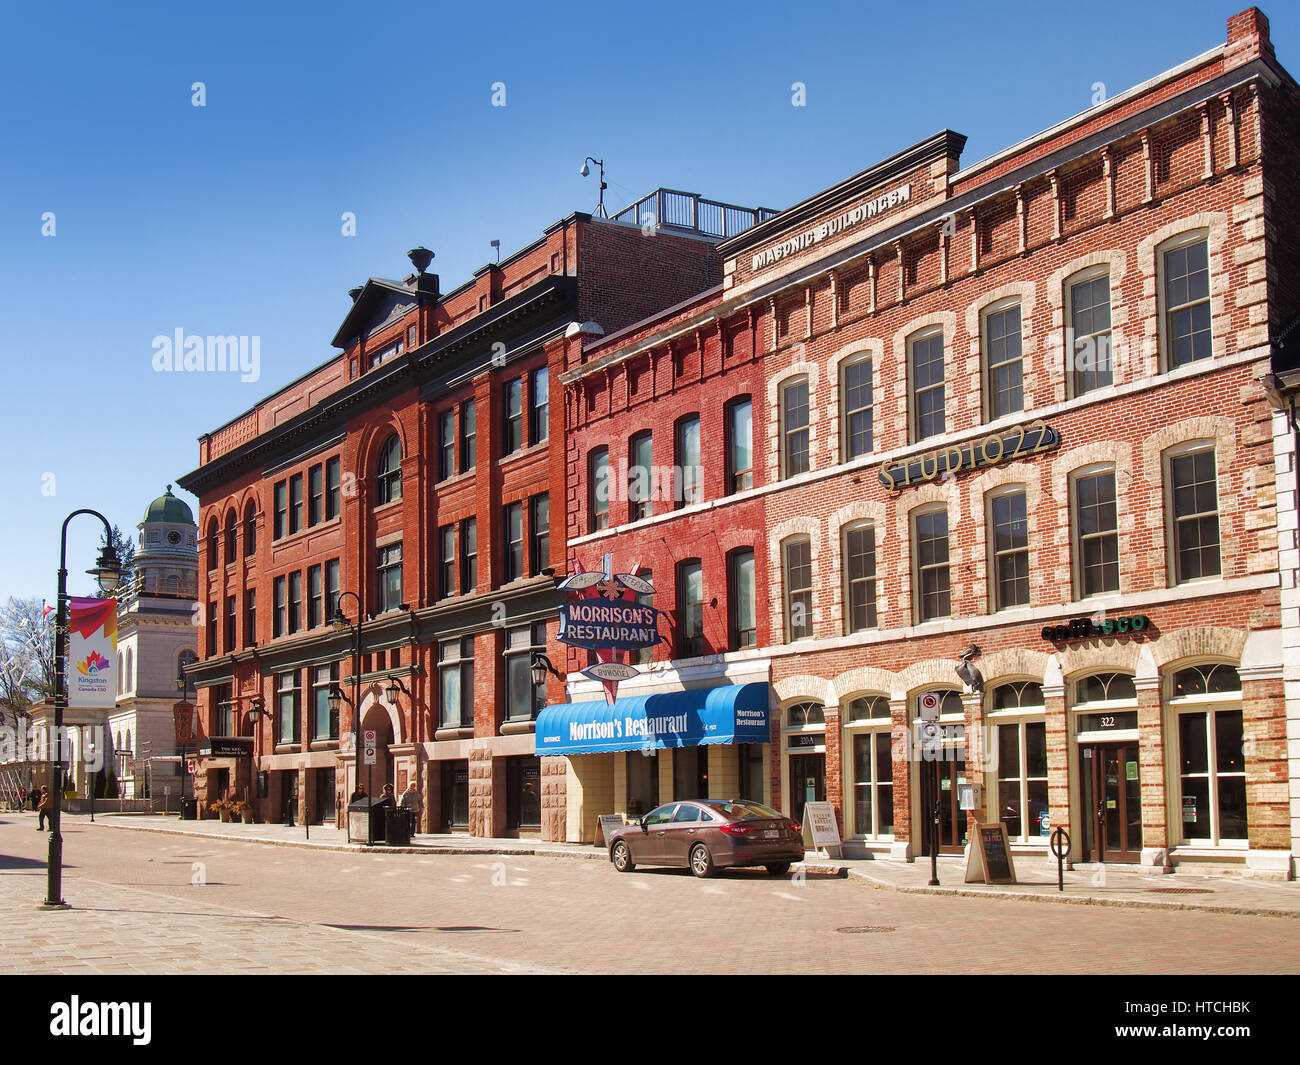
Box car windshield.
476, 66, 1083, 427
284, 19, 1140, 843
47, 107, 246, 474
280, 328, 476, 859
705, 800, 784, 820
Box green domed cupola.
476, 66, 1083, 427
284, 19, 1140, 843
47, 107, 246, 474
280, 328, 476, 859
142, 485, 196, 527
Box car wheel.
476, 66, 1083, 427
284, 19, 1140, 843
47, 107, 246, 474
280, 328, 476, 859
765, 862, 791, 876
611, 840, 635, 872
689, 843, 714, 878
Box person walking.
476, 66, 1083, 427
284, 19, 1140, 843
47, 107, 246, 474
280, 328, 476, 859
36, 787, 51, 831
399, 779, 422, 834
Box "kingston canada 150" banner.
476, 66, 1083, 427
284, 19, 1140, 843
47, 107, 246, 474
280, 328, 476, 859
68, 597, 118, 708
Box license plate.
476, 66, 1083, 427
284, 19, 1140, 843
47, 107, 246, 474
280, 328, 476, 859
763, 830, 777, 839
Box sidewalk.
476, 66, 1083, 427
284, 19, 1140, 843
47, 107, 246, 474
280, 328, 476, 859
82, 813, 1300, 918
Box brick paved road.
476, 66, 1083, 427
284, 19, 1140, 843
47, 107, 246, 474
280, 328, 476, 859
2, 816, 1297, 974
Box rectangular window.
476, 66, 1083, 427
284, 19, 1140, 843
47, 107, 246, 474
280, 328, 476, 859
460, 518, 477, 595
273, 577, 286, 639
781, 379, 810, 477
312, 662, 339, 741
207, 601, 217, 655
213, 685, 233, 738
460, 400, 476, 472
631, 569, 654, 666
244, 589, 256, 646
1069, 273, 1113, 395
1178, 710, 1246, 842
914, 509, 951, 621
439, 637, 475, 730
376, 543, 402, 612
438, 409, 455, 481
996, 721, 1049, 841
676, 415, 701, 507
276, 671, 300, 746
274, 481, 287, 540
1170, 449, 1220, 582
289, 474, 303, 535
325, 457, 341, 520
590, 448, 609, 532
530, 494, 549, 576
369, 338, 402, 369
910, 331, 945, 442
843, 357, 874, 460
852, 731, 894, 838
984, 304, 1023, 419
504, 377, 523, 455
503, 502, 523, 583
224, 596, 236, 651
308, 465, 323, 526
783, 537, 813, 641
628, 432, 653, 521
505, 623, 547, 721
1075, 470, 1119, 597
1164, 237, 1212, 368
307, 564, 322, 628
990, 490, 1030, 609
843, 524, 878, 633
728, 549, 756, 650
677, 559, 703, 658
324, 559, 340, 623
438, 525, 455, 598
530, 367, 549, 444
727, 397, 753, 492
288, 571, 302, 634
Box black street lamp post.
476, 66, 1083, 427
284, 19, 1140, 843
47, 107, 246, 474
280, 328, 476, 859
44, 509, 121, 909
329, 592, 367, 843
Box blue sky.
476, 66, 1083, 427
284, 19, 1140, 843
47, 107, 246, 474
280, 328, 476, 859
0, 0, 1291, 601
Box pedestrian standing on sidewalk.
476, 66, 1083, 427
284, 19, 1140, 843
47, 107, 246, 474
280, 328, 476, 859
30, 786, 40, 812
400, 780, 421, 834
349, 783, 366, 804
36, 787, 51, 831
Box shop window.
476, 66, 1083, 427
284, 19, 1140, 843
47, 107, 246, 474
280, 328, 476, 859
1167, 445, 1220, 583
909, 328, 945, 442
1073, 467, 1118, 597
626, 750, 660, 816
1161, 232, 1212, 369
989, 488, 1030, 610
1175, 707, 1246, 844
1068, 268, 1113, 396
990, 681, 1044, 711
841, 354, 873, 460
996, 720, 1049, 841
787, 702, 824, 728
506, 756, 541, 830
847, 695, 890, 721
1172, 664, 1240, 697
441, 761, 469, 829
851, 731, 894, 839
376, 435, 402, 504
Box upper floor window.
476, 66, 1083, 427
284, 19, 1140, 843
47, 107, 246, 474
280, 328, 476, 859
989, 488, 1030, 610
289, 473, 304, 534
677, 558, 704, 658
369, 338, 403, 369
530, 494, 549, 576
913, 507, 951, 622
307, 565, 323, 629
376, 435, 402, 504
984, 302, 1023, 420
1073, 467, 1118, 597
276, 671, 301, 745
438, 409, 455, 481
325, 457, 341, 520
781, 377, 810, 478
243, 501, 257, 556
909, 329, 945, 442
273, 577, 286, 639
206, 519, 219, 568
273, 482, 287, 540
504, 377, 523, 455
287, 571, 302, 635
1068, 269, 1113, 396
503, 502, 523, 583
460, 518, 477, 595
439, 637, 475, 730
312, 662, 340, 741
224, 511, 237, 565
782, 536, 813, 641
460, 399, 477, 471
842, 355, 873, 460
438, 525, 455, 599
505, 623, 548, 722
324, 559, 340, 622
376, 542, 402, 612
530, 367, 549, 444
1162, 233, 1212, 369
1168, 446, 1220, 583
308, 465, 323, 527
726, 396, 753, 492
842, 521, 877, 633
727, 548, 756, 651
628, 432, 653, 522
630, 568, 655, 666
589, 447, 609, 532
676, 415, 701, 507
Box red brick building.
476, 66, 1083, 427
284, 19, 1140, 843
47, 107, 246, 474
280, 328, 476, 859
551, 9, 1300, 876
176, 194, 771, 836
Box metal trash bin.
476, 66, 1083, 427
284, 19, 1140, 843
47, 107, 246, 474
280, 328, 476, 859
385, 806, 412, 847
180, 798, 197, 821
347, 796, 393, 844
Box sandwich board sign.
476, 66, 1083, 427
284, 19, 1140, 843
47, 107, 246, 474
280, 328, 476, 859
964, 822, 1017, 884
801, 801, 842, 858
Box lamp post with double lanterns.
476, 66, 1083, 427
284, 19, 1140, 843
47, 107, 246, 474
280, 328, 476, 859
45, 509, 122, 909
329, 592, 368, 842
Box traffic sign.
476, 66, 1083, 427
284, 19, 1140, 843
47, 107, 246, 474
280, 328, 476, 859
186, 759, 195, 775
919, 692, 941, 721
364, 746, 376, 766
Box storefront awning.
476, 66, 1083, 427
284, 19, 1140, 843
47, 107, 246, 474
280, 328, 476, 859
536, 682, 770, 756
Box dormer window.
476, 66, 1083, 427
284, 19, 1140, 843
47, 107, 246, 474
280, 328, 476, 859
369, 338, 403, 370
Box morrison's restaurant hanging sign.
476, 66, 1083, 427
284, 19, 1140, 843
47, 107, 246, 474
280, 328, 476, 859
750, 183, 912, 272
879, 418, 1060, 491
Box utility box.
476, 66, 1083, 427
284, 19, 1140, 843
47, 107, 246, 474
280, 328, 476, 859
347, 796, 393, 844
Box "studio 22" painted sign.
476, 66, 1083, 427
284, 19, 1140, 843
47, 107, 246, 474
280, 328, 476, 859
879, 419, 1060, 491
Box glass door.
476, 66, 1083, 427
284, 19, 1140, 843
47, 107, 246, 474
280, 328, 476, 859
1081, 743, 1141, 862
789, 753, 825, 827
919, 752, 968, 855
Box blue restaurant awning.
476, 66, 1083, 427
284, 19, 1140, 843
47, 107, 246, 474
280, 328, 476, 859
536, 682, 770, 756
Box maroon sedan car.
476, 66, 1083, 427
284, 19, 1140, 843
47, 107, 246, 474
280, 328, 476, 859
608, 799, 805, 877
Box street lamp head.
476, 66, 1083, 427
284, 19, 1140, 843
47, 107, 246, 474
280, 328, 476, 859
247, 696, 266, 722
531, 651, 558, 688
385, 679, 400, 705
88, 546, 122, 593
330, 608, 351, 631
579, 161, 590, 178
327, 684, 343, 715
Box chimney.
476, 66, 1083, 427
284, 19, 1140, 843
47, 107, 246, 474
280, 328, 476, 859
1225, 8, 1274, 69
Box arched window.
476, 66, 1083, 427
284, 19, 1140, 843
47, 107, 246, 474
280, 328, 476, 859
243, 500, 257, 556
124, 648, 133, 692
990, 681, 1044, 711
206, 519, 219, 570
1074, 672, 1136, 703
915, 689, 963, 717
846, 695, 890, 721
1172, 664, 1240, 697
224, 510, 237, 565
787, 702, 824, 728
376, 435, 402, 504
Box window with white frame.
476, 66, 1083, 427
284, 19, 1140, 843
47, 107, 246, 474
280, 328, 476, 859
782, 536, 813, 641
1161, 232, 1212, 370
988, 487, 1030, 610
781, 377, 810, 478
439, 637, 475, 729
1170, 664, 1245, 843
988, 682, 1047, 842
1166, 444, 1220, 584
275, 671, 300, 746
675, 414, 701, 507
376, 435, 402, 504
726, 396, 753, 492
983, 301, 1023, 420
845, 695, 893, 838
841, 354, 873, 460
842, 521, 877, 633
1067, 267, 1113, 396
1073, 467, 1119, 597
909, 329, 945, 442
912, 506, 951, 622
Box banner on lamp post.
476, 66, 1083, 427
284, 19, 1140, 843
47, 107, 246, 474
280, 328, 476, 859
68, 597, 117, 708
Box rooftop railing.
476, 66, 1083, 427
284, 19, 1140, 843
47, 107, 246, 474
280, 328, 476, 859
611, 189, 779, 240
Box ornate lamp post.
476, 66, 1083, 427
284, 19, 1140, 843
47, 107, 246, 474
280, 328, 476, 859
44, 509, 121, 909
330, 592, 367, 842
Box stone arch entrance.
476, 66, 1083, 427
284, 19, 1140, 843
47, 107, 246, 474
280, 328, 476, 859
360, 698, 397, 799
